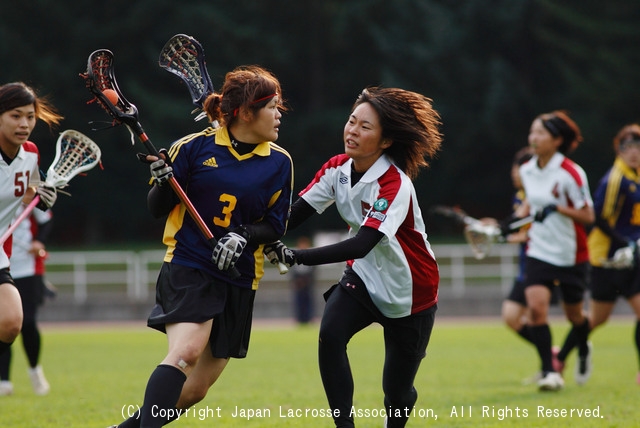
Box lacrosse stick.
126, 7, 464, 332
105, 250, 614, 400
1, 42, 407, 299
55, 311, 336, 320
431, 205, 533, 259
159, 34, 290, 275
0, 130, 101, 245
81, 49, 241, 278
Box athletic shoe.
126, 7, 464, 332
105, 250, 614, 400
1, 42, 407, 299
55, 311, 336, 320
28, 366, 50, 395
0, 381, 13, 396
538, 371, 564, 391
551, 345, 565, 374
522, 371, 543, 385
575, 341, 593, 385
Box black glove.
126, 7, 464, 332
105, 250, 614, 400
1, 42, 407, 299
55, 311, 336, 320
211, 232, 247, 270
264, 241, 297, 268
35, 183, 57, 210
534, 204, 557, 222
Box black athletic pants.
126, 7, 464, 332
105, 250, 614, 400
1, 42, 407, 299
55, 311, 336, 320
319, 282, 436, 428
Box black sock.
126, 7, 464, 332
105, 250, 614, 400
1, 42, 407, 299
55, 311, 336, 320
21, 321, 41, 368
139, 365, 187, 428
517, 325, 534, 344
0, 345, 11, 380
557, 327, 578, 361
0, 340, 12, 357
530, 324, 553, 373
557, 318, 590, 361
576, 319, 591, 357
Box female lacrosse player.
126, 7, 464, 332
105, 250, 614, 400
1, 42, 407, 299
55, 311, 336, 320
516, 110, 594, 391
0, 205, 53, 396
498, 146, 561, 384
0, 82, 60, 382
265, 87, 442, 428
113, 66, 292, 428
555, 123, 640, 385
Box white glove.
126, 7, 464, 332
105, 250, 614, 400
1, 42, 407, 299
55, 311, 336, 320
610, 245, 635, 269
150, 158, 173, 186
211, 232, 247, 271
35, 183, 57, 210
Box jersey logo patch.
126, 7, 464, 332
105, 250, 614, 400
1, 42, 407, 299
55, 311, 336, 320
373, 198, 389, 211
367, 210, 387, 222
203, 157, 218, 167
339, 172, 349, 185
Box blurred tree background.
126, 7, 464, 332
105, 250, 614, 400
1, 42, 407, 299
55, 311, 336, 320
1, 0, 639, 247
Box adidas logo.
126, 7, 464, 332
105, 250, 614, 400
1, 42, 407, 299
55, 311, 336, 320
203, 157, 218, 167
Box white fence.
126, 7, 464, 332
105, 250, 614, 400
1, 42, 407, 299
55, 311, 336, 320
44, 244, 520, 304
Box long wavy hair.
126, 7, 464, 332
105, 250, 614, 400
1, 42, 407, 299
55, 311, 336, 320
353, 87, 442, 179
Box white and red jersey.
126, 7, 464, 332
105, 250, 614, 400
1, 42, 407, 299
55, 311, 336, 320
10, 205, 51, 279
0, 141, 40, 270
299, 154, 439, 318
520, 152, 593, 266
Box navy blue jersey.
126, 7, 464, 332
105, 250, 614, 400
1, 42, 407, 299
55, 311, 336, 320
588, 157, 640, 266
162, 126, 293, 289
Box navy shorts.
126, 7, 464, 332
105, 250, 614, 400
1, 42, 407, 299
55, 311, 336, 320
523, 257, 588, 304
148, 262, 256, 359
590, 265, 640, 302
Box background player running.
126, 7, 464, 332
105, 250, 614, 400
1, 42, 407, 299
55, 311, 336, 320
516, 110, 594, 391
0, 82, 60, 367
266, 86, 442, 428
555, 123, 640, 385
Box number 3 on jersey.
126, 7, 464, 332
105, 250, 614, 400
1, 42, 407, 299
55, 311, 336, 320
213, 193, 237, 228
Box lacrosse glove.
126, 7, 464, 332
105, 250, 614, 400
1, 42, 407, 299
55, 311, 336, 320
610, 241, 637, 269
263, 241, 297, 268
35, 183, 57, 210
138, 148, 173, 186
534, 204, 557, 222
212, 232, 248, 271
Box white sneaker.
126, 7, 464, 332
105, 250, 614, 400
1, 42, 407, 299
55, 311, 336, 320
28, 366, 50, 395
537, 371, 564, 391
575, 341, 593, 385
0, 381, 13, 396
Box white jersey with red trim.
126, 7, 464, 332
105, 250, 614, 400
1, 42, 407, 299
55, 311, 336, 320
299, 154, 439, 318
0, 142, 40, 270
10, 205, 51, 279
520, 152, 592, 266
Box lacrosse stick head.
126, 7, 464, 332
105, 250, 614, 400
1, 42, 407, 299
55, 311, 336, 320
45, 130, 102, 188
82, 49, 141, 132
463, 222, 501, 260
159, 34, 214, 119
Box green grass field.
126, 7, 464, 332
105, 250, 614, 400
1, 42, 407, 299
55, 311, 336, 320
0, 318, 637, 427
